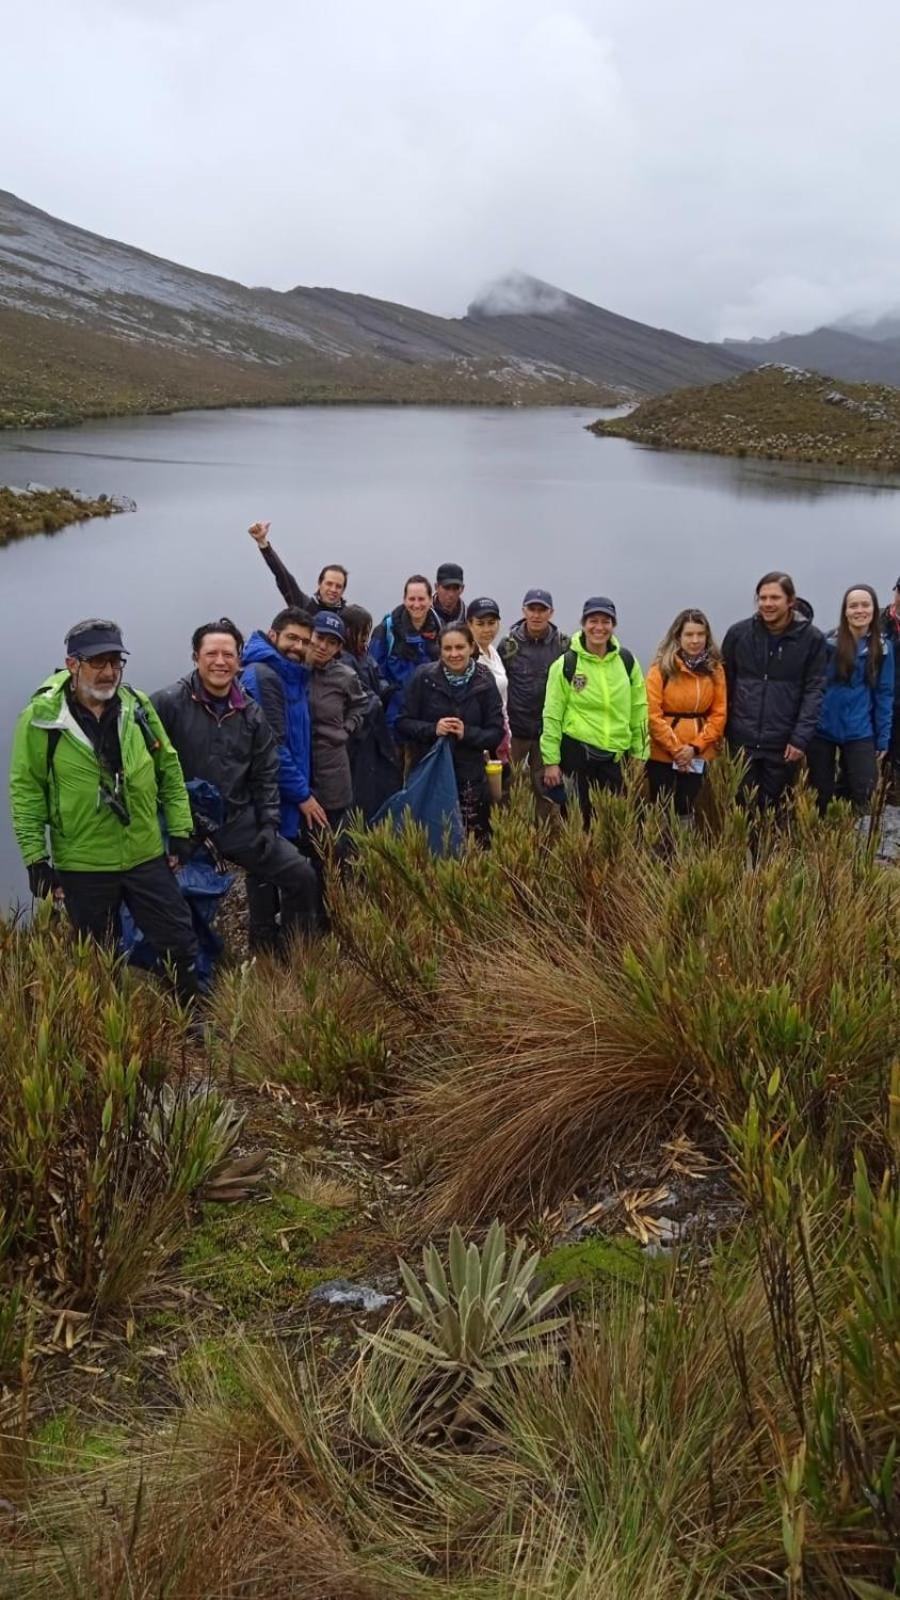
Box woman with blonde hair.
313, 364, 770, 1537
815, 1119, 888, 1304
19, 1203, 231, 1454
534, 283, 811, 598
645, 608, 727, 815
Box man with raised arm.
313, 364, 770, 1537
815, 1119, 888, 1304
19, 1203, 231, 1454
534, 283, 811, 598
248, 521, 348, 614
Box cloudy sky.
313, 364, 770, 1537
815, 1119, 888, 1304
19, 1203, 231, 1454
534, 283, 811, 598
3, 0, 898, 340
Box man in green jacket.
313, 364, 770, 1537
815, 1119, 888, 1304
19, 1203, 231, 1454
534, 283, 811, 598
540, 596, 648, 825
9, 619, 200, 1003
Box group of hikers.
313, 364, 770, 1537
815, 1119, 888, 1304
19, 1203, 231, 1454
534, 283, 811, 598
8, 516, 900, 1003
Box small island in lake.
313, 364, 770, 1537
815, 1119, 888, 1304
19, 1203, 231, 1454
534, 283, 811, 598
589, 364, 900, 472
0, 484, 135, 546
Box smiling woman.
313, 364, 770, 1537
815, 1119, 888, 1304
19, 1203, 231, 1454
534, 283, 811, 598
397, 622, 505, 843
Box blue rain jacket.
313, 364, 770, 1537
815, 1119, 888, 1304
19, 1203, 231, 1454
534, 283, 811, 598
815, 632, 895, 750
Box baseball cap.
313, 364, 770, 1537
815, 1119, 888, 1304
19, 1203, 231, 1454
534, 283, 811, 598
65, 619, 129, 659
522, 588, 553, 609
467, 596, 501, 620
581, 596, 617, 622
312, 610, 346, 641
436, 562, 464, 586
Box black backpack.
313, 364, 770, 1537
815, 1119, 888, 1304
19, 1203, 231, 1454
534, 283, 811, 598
562, 644, 634, 685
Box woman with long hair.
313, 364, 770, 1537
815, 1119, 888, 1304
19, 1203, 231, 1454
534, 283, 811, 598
807, 585, 894, 813
397, 622, 505, 843
645, 608, 727, 815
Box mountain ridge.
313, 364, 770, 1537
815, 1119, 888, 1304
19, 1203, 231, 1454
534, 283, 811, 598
0, 192, 749, 428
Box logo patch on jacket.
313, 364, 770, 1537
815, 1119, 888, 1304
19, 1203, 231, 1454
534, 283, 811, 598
572, 673, 588, 692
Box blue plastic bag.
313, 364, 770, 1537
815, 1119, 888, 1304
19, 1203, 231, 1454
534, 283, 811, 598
120, 779, 234, 986
371, 737, 464, 856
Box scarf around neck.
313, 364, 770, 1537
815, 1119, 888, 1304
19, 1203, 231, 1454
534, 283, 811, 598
442, 659, 477, 689
677, 646, 712, 673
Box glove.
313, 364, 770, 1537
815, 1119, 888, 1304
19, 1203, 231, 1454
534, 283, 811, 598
28, 860, 58, 898
167, 835, 195, 866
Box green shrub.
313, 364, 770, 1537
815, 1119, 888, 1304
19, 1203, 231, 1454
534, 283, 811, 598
0, 910, 241, 1313
208, 939, 396, 1099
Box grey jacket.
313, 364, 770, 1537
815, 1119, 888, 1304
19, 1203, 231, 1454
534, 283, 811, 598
308, 658, 369, 810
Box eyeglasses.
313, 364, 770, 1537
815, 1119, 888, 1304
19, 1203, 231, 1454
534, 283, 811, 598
81, 653, 125, 669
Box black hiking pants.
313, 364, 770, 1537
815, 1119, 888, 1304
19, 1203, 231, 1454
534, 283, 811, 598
806, 736, 878, 814
560, 735, 624, 828
733, 748, 797, 815
57, 855, 200, 1006
244, 830, 329, 952
217, 814, 320, 952
646, 760, 704, 817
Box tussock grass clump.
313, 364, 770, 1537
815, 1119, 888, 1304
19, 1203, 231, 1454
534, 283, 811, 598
323, 766, 898, 1223
208, 937, 399, 1099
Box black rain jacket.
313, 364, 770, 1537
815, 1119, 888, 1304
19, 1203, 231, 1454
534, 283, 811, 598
151, 672, 280, 846
721, 614, 827, 755
397, 662, 505, 788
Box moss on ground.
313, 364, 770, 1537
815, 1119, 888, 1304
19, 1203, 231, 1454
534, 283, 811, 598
541, 1234, 651, 1296
32, 1411, 129, 1475
181, 1190, 352, 1317
173, 1336, 249, 1404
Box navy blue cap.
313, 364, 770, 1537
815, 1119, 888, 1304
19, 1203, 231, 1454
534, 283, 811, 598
65, 619, 129, 659
312, 610, 346, 641
581, 595, 617, 622
467, 596, 501, 620
436, 562, 464, 585
522, 588, 553, 609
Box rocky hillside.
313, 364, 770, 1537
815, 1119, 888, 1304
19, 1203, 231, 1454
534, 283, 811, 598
589, 365, 900, 471
0, 192, 752, 428
467, 271, 750, 395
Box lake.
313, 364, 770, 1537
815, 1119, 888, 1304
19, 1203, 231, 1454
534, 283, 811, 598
2, 403, 899, 904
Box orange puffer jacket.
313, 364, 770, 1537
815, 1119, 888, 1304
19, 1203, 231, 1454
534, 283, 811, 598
646, 659, 727, 763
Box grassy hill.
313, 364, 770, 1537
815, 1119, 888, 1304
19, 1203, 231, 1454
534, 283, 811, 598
0, 304, 613, 430
589, 364, 900, 471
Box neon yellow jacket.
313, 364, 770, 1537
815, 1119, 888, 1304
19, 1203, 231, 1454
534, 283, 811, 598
540, 633, 649, 764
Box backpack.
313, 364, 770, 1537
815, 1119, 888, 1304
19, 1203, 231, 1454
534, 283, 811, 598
562, 645, 634, 685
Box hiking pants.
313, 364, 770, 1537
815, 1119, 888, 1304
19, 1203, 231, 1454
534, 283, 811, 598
509, 735, 555, 820
733, 750, 797, 814
806, 736, 878, 814
646, 759, 704, 817
560, 736, 624, 828
57, 855, 200, 1005
226, 832, 319, 950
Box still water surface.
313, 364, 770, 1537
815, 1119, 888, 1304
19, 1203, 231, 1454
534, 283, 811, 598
1, 403, 898, 903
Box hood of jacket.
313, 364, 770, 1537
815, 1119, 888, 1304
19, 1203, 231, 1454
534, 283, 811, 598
26, 669, 71, 727
241, 629, 308, 688
388, 602, 442, 649
507, 618, 565, 652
